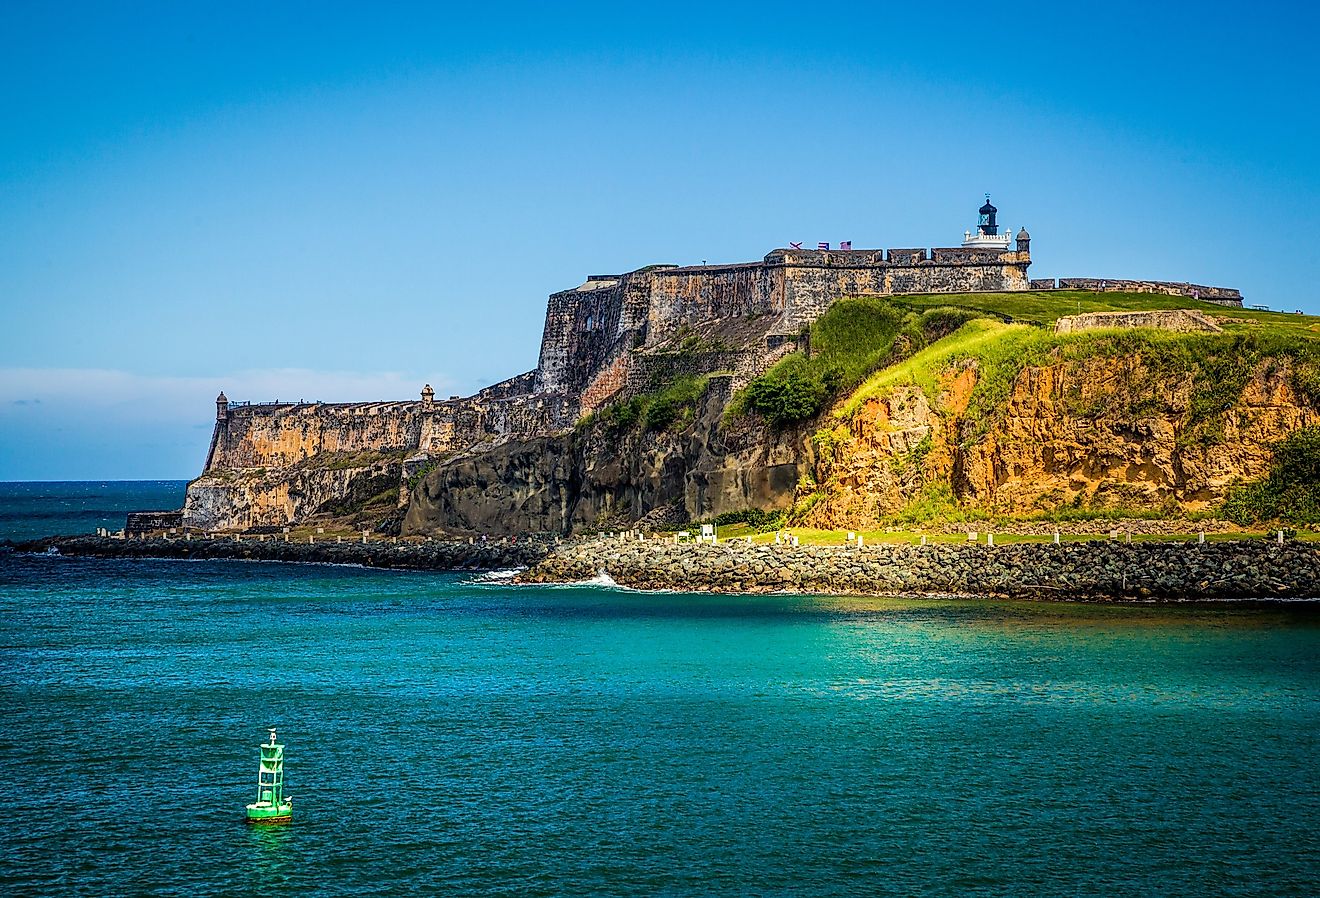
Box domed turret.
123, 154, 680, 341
961, 195, 1012, 249
216, 391, 229, 420
977, 195, 999, 236
421, 384, 435, 404
1016, 226, 1030, 255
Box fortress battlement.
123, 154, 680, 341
184, 197, 1247, 533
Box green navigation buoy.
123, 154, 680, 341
244, 728, 293, 825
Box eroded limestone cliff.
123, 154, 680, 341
803, 354, 1318, 530
402, 304, 1320, 536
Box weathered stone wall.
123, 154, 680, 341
189, 389, 576, 530
532, 245, 1033, 405
1032, 278, 1243, 307
476, 370, 537, 400
208, 402, 426, 469
1053, 309, 1223, 334
125, 511, 183, 534
533, 277, 631, 396
418, 393, 574, 456
646, 264, 782, 336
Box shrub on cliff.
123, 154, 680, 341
643, 375, 709, 431
587, 375, 710, 435
738, 355, 831, 425
733, 298, 926, 425
1221, 426, 1320, 525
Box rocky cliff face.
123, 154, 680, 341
184, 453, 404, 532
403, 379, 805, 537
804, 354, 1318, 528
403, 346, 1319, 537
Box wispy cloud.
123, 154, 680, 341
0, 367, 459, 480
0, 367, 457, 414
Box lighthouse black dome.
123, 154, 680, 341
979, 198, 997, 215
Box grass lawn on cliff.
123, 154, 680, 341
713, 523, 1313, 546
891, 290, 1320, 336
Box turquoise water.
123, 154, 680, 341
2, 551, 1319, 896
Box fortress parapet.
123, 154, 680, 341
1029, 277, 1243, 307
534, 225, 1032, 398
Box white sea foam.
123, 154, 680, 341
469, 568, 524, 584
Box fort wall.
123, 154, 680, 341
533, 245, 1032, 403
1029, 277, 1243, 306
206, 390, 574, 474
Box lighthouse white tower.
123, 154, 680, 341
962, 195, 1012, 250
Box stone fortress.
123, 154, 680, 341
184, 198, 1244, 532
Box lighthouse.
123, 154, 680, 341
961, 195, 1013, 250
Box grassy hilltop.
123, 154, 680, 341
721, 290, 1320, 530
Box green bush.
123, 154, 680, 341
591, 376, 710, 435
712, 508, 785, 531
1222, 426, 1320, 524
739, 355, 830, 425
734, 297, 934, 426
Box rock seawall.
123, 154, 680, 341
14, 535, 548, 571
519, 538, 1320, 601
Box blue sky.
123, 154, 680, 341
2, 1, 1317, 479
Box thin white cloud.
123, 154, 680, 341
0, 367, 461, 479
0, 367, 458, 414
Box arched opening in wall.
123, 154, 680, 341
585, 314, 594, 331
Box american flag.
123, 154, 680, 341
840, 240, 852, 251
818, 242, 830, 251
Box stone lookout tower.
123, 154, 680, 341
216, 391, 229, 420
962, 195, 1012, 250
421, 384, 435, 405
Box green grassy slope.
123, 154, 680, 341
729, 290, 1320, 525
893, 290, 1320, 337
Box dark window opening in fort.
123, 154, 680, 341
585, 314, 594, 330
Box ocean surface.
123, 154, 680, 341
0, 479, 187, 542
2, 484, 1319, 896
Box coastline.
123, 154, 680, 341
9, 533, 1320, 604
8, 534, 548, 572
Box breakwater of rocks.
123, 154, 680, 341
518, 538, 1320, 601
10, 535, 549, 571
11, 533, 1320, 602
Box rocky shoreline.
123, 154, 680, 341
9, 533, 1320, 603
8, 534, 549, 571
519, 537, 1320, 602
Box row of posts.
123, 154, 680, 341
103, 525, 1292, 546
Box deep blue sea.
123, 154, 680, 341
2, 484, 1318, 895
0, 479, 187, 542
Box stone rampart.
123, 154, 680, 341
532, 245, 1032, 402
208, 401, 426, 469
125, 511, 184, 535
1033, 278, 1243, 307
